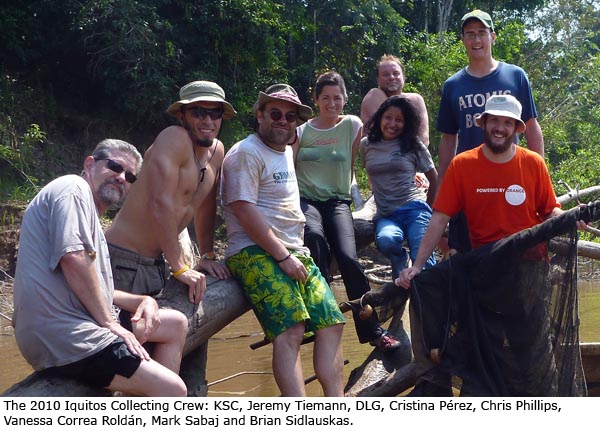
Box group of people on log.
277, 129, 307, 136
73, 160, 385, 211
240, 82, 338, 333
12, 9, 588, 397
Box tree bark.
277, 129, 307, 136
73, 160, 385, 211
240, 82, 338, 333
344, 312, 415, 396
157, 277, 251, 358
2, 277, 251, 396
353, 195, 377, 250
5, 191, 600, 397
437, 0, 454, 35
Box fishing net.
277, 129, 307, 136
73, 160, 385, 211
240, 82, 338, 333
409, 204, 597, 396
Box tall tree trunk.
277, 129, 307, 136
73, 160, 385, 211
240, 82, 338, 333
437, 0, 454, 35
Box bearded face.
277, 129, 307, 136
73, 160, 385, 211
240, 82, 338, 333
377, 61, 405, 96
85, 152, 137, 211
482, 115, 517, 154
256, 100, 298, 150
179, 102, 224, 148
181, 116, 213, 147
96, 178, 126, 208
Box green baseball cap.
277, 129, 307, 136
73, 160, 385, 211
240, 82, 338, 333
461, 9, 494, 32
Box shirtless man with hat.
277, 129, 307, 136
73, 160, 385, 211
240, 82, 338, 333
106, 81, 236, 308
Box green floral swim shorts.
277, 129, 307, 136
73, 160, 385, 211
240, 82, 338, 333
227, 245, 345, 341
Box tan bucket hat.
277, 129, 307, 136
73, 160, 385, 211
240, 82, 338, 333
474, 95, 526, 133
167, 81, 236, 119
252, 84, 313, 125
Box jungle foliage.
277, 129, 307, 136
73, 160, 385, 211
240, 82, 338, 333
1, 0, 599, 202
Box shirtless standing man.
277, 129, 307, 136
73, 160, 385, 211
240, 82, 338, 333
360, 54, 429, 146
106, 81, 236, 306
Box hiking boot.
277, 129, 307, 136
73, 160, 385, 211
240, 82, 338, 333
369, 331, 402, 352
407, 380, 453, 397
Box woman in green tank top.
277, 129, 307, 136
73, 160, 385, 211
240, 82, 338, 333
291, 71, 401, 352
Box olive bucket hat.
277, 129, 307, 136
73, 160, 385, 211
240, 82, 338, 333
167, 81, 237, 119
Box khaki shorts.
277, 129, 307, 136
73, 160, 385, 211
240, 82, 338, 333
108, 243, 169, 329
227, 245, 345, 341
108, 243, 168, 297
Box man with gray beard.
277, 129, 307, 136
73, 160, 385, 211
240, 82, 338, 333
13, 139, 187, 396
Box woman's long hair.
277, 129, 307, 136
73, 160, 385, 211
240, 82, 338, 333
366, 95, 422, 153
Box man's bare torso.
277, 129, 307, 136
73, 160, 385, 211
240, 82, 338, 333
105, 125, 224, 258
360, 88, 429, 146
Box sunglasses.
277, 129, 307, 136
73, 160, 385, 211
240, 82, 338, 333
186, 106, 224, 120
94, 158, 137, 184
267, 109, 298, 123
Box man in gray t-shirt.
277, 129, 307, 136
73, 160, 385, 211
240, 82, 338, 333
13, 139, 187, 396
222, 84, 345, 396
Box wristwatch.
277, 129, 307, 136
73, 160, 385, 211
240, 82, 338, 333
201, 251, 217, 261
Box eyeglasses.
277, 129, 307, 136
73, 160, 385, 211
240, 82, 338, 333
94, 158, 137, 184
463, 30, 491, 40
267, 109, 298, 123
185, 106, 224, 120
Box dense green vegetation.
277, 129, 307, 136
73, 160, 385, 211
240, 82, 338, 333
1, 0, 600, 204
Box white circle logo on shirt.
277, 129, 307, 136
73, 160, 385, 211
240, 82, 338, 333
505, 184, 526, 206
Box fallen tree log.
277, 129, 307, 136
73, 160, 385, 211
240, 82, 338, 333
158, 277, 250, 357
556, 184, 600, 206
341, 282, 416, 396
550, 238, 600, 260
2, 276, 251, 396
352, 195, 377, 250
6, 190, 600, 397
1, 373, 112, 397
344, 304, 415, 396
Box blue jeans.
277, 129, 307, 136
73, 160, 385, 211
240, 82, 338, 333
374, 200, 437, 278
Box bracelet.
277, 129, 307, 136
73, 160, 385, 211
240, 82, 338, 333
276, 253, 292, 264
172, 264, 190, 278
201, 251, 217, 261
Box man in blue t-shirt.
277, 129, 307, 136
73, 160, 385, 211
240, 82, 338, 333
436, 9, 544, 252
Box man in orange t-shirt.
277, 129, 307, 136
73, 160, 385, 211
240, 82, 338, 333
396, 95, 563, 396
433, 128, 558, 257
398, 94, 561, 284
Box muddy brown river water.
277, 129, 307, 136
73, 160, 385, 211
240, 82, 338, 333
0, 282, 375, 396
1, 280, 598, 396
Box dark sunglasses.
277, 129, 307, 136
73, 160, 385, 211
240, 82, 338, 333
186, 106, 224, 120
94, 158, 137, 184
268, 109, 298, 123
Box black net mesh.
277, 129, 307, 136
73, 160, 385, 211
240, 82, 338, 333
409, 205, 596, 396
